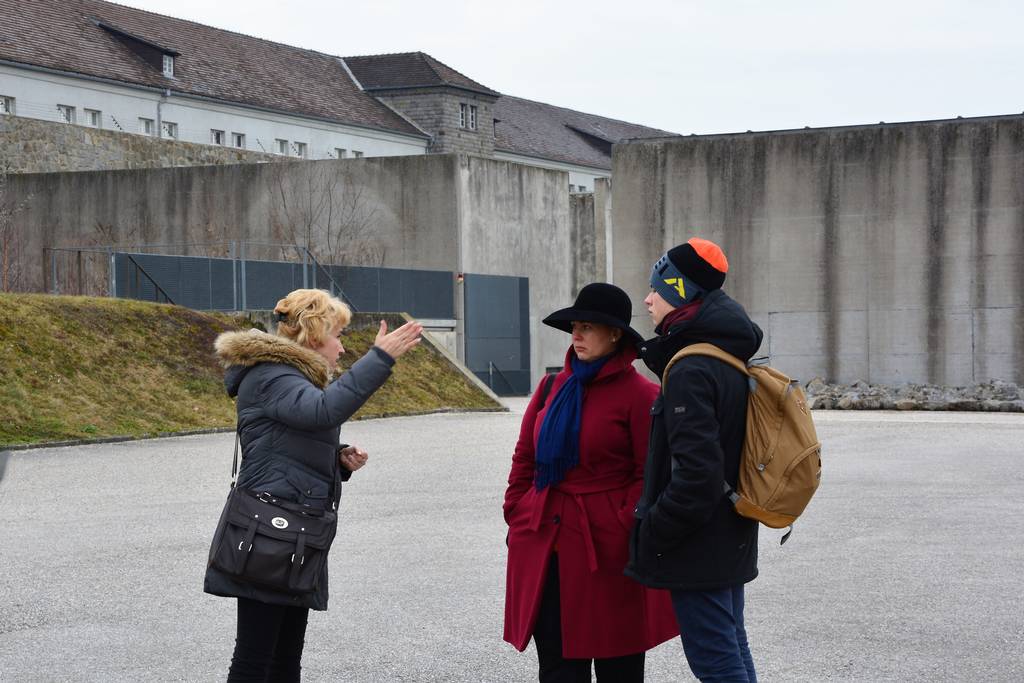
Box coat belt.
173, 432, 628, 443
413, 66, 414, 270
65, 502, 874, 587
526, 487, 610, 574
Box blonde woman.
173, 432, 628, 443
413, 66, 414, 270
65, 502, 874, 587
205, 289, 422, 682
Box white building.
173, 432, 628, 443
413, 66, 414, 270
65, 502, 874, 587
0, 0, 673, 186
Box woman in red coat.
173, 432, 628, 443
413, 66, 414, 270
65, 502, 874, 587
504, 283, 679, 682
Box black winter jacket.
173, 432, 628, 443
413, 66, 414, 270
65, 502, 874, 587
625, 289, 764, 590
204, 330, 394, 610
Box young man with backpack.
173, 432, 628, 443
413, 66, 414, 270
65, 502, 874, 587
626, 237, 764, 683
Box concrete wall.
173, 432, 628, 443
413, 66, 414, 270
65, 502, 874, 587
0, 64, 427, 161
610, 115, 1024, 385
569, 192, 598, 296
456, 156, 572, 382
9, 153, 572, 384
492, 150, 609, 193
594, 178, 613, 283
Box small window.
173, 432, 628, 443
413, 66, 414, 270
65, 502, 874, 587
469, 105, 478, 130
139, 117, 154, 136
161, 121, 178, 139
85, 109, 102, 128
352, 150, 363, 158
211, 129, 225, 145
459, 103, 467, 128
335, 148, 348, 159
276, 139, 289, 155
293, 142, 307, 158
0, 96, 14, 115
57, 104, 76, 124
163, 54, 175, 77
568, 184, 576, 192
578, 185, 587, 192
232, 133, 245, 148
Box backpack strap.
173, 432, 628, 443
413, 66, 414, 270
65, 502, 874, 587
661, 342, 749, 389
537, 373, 556, 408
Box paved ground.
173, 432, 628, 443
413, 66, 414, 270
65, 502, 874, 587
1, 402, 1022, 682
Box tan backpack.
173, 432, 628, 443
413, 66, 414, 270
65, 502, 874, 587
662, 343, 822, 544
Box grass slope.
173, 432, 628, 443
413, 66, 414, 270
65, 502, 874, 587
0, 294, 500, 447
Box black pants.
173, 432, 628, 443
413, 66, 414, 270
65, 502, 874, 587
227, 597, 310, 682
533, 555, 646, 683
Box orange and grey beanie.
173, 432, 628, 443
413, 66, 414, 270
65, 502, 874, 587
650, 237, 729, 307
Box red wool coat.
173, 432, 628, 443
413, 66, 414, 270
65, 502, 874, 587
503, 347, 679, 658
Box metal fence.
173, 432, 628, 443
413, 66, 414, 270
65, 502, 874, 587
43, 241, 535, 393
45, 241, 455, 319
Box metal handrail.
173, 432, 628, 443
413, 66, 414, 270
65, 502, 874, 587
487, 361, 516, 393
125, 254, 175, 304
303, 248, 359, 312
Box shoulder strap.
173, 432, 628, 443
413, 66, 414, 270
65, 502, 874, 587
661, 342, 749, 388
538, 373, 556, 408
231, 430, 240, 488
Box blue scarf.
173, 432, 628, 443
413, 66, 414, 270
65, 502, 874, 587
534, 354, 610, 490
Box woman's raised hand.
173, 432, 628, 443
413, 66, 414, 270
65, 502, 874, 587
373, 319, 423, 359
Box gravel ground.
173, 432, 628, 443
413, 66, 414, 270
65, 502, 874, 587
1, 401, 1022, 682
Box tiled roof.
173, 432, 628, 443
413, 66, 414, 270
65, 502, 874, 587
0, 0, 677, 169
343, 52, 499, 97
0, 0, 426, 137
494, 95, 676, 170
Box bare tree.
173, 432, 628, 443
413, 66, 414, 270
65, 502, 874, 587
266, 162, 384, 267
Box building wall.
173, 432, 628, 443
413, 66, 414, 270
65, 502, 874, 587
374, 88, 496, 156
0, 64, 427, 161
8, 154, 572, 384
610, 116, 1024, 385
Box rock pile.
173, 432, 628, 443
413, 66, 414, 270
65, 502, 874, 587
803, 378, 1024, 412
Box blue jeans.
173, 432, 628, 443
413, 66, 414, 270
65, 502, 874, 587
670, 585, 756, 683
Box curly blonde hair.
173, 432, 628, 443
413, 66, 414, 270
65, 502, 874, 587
273, 289, 352, 349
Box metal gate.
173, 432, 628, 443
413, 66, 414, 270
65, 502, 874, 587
463, 273, 530, 395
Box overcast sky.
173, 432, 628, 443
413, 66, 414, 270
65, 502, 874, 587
117, 0, 1023, 135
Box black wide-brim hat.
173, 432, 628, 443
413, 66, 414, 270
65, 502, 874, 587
542, 282, 644, 345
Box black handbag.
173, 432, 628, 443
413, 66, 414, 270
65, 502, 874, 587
207, 433, 339, 594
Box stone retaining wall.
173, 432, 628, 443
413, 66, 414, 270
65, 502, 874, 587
0, 115, 280, 173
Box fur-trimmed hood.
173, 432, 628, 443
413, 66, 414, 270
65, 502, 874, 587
215, 329, 330, 393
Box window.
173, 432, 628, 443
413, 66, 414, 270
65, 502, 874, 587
162, 54, 175, 77
459, 103, 467, 128
276, 139, 289, 155
139, 117, 154, 136
578, 185, 587, 192
57, 104, 76, 124
211, 129, 225, 145
85, 109, 102, 128
352, 150, 363, 158
468, 105, 478, 130
0, 96, 14, 115
335, 148, 348, 159
232, 133, 245, 148
568, 184, 576, 193
161, 121, 178, 139
293, 142, 307, 158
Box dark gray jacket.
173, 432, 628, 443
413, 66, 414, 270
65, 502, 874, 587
204, 329, 394, 610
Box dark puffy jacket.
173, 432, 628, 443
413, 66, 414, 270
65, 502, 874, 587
625, 289, 764, 591
204, 329, 394, 610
